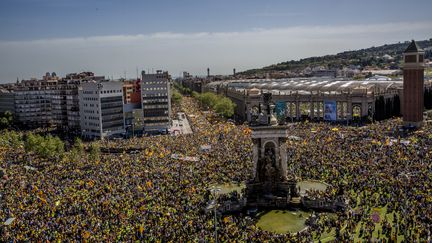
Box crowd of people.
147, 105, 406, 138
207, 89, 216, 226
1, 95, 431, 242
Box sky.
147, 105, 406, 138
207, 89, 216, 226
0, 0, 431, 82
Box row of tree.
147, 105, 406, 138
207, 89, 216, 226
374, 95, 401, 121
424, 88, 432, 110
24, 133, 65, 160
0, 111, 13, 129
171, 89, 182, 105
173, 82, 193, 95
0, 130, 101, 163
193, 92, 236, 118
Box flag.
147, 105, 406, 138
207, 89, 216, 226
146, 181, 153, 188
224, 216, 233, 224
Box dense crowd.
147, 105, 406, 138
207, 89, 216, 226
1, 96, 431, 242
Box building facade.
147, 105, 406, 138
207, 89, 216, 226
204, 77, 416, 123
123, 79, 141, 104
14, 79, 58, 127
0, 89, 15, 114
79, 81, 125, 139
141, 70, 171, 133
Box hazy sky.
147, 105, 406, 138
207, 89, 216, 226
0, 0, 431, 82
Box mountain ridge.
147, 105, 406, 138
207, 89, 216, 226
240, 39, 432, 76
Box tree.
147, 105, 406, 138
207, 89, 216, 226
393, 95, 401, 116
171, 90, 182, 105
24, 133, 64, 160
0, 111, 13, 129
0, 130, 22, 148
214, 97, 236, 118
199, 92, 219, 109
89, 143, 100, 163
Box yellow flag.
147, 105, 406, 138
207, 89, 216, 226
385, 137, 390, 146
146, 181, 153, 188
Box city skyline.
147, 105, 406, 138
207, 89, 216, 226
0, 0, 432, 82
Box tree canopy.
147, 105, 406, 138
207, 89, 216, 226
194, 92, 236, 118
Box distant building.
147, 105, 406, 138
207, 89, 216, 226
79, 81, 125, 139
51, 72, 103, 131
205, 77, 408, 122
141, 70, 171, 133
311, 69, 336, 78
0, 88, 15, 114
123, 79, 141, 104
14, 78, 58, 127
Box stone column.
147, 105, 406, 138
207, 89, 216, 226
252, 139, 259, 179
289, 102, 293, 121
246, 104, 251, 122
347, 100, 352, 121
296, 101, 300, 120
362, 101, 368, 117
310, 101, 315, 120
279, 139, 288, 180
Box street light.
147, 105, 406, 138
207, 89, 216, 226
209, 186, 221, 243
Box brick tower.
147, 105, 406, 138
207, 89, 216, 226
403, 40, 425, 127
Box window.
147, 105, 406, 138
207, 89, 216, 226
405, 55, 416, 63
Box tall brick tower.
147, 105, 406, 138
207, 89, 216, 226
403, 40, 425, 127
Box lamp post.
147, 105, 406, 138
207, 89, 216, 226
209, 186, 221, 243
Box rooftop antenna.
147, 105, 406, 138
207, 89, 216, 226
136, 67, 139, 79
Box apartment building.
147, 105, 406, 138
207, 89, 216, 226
79, 81, 125, 139
14, 78, 58, 127
0, 88, 15, 114
51, 72, 105, 131
141, 70, 171, 133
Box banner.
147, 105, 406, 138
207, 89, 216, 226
324, 100, 337, 121
275, 101, 286, 121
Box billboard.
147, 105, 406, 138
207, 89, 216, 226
275, 101, 286, 122
324, 100, 337, 121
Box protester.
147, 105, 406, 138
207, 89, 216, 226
1, 96, 431, 242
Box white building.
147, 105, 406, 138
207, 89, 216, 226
141, 70, 171, 133
79, 81, 125, 139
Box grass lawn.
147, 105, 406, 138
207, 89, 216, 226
256, 210, 311, 234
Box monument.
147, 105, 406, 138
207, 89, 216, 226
209, 92, 346, 216
246, 93, 300, 208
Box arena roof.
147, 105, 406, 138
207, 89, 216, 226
206, 78, 403, 95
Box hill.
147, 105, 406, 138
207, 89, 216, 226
241, 39, 432, 76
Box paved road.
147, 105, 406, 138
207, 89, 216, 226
170, 112, 193, 135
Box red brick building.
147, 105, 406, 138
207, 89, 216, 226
403, 40, 425, 127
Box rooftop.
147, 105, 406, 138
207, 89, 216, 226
206, 77, 403, 95
404, 40, 423, 53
